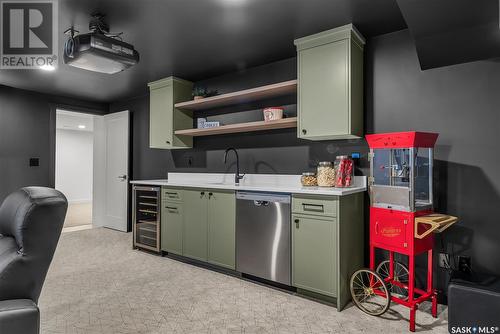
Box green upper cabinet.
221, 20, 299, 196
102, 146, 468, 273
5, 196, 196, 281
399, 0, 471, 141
207, 190, 236, 270
294, 24, 365, 140
148, 77, 193, 149
182, 189, 209, 261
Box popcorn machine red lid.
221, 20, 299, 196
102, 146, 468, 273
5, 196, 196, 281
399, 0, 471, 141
366, 131, 439, 149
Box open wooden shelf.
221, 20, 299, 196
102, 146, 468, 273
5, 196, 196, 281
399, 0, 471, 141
174, 80, 297, 111
174, 117, 297, 137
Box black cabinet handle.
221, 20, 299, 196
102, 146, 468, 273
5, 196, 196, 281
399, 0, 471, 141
294, 219, 300, 228
200, 191, 205, 195
166, 140, 171, 144
302, 129, 307, 135
208, 192, 213, 198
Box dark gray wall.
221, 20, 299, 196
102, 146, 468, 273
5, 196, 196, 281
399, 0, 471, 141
0, 85, 108, 202
110, 29, 500, 299
367, 29, 500, 279
110, 58, 369, 180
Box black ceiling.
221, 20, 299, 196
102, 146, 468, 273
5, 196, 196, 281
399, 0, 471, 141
0, 0, 407, 103
397, 0, 500, 70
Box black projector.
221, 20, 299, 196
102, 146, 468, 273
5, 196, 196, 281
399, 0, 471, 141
63, 33, 139, 74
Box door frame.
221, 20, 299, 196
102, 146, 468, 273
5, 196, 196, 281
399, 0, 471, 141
49, 105, 132, 231
49, 103, 108, 188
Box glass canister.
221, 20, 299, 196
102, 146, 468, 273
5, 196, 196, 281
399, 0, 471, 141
334, 155, 354, 187
317, 161, 336, 187
301, 172, 317, 186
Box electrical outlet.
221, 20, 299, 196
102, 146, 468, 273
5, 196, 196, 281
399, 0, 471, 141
439, 253, 449, 269
458, 256, 472, 273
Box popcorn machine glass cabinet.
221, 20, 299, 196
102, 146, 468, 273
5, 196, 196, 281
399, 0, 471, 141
370, 147, 433, 212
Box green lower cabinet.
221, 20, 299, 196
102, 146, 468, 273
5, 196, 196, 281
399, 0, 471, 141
207, 191, 236, 269
182, 189, 208, 261
292, 214, 337, 297
160, 201, 183, 255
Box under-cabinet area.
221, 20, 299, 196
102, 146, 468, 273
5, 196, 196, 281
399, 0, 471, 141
132, 176, 364, 310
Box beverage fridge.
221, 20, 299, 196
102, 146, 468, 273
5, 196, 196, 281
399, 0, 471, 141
132, 185, 161, 253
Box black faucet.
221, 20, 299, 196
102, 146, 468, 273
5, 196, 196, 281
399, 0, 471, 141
224, 148, 244, 185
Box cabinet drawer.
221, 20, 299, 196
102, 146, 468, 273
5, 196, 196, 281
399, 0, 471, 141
162, 187, 183, 202
292, 195, 337, 217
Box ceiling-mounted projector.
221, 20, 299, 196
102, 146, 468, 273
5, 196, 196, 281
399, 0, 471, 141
63, 13, 139, 74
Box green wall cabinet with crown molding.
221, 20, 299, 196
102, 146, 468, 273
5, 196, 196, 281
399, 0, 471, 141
294, 24, 365, 140
148, 77, 193, 149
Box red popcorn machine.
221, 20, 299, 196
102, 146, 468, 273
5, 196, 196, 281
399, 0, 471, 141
350, 131, 457, 332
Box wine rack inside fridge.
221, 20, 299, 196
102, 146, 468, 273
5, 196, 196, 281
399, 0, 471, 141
133, 185, 160, 253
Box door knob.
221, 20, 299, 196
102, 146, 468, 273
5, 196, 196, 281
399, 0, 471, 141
117, 175, 127, 181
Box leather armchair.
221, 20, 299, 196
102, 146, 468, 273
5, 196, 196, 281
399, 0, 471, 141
0, 187, 67, 334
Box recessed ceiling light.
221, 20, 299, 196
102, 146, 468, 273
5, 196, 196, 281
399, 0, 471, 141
39, 64, 55, 71
78, 124, 86, 129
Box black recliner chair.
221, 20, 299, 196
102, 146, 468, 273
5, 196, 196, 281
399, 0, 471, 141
0, 187, 67, 334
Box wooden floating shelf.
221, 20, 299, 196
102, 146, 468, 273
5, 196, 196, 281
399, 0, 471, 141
174, 80, 297, 111
174, 117, 297, 137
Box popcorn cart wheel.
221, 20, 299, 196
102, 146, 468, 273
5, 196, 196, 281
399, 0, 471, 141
350, 269, 391, 316
376, 260, 410, 300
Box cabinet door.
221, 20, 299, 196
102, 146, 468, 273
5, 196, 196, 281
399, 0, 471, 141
298, 39, 349, 139
161, 201, 183, 255
150, 85, 173, 149
292, 214, 337, 297
207, 190, 236, 269
183, 189, 208, 261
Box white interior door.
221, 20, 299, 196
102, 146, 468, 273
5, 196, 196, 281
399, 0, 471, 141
93, 111, 130, 232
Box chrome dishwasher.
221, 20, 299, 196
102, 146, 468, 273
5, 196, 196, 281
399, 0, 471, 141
236, 192, 291, 285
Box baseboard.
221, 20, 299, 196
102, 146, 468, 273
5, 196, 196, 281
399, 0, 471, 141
68, 199, 92, 204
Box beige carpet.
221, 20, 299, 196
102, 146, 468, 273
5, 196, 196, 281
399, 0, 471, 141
64, 202, 92, 228
39, 228, 448, 334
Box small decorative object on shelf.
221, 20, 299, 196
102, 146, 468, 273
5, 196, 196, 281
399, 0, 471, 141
317, 161, 336, 187
301, 172, 317, 186
192, 86, 218, 100
263, 107, 284, 122
203, 121, 221, 128
197, 118, 207, 129
334, 155, 354, 188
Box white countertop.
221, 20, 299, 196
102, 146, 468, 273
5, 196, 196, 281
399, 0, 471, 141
130, 173, 366, 196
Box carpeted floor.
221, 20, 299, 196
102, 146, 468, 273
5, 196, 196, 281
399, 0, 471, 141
64, 202, 93, 228
39, 228, 448, 333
